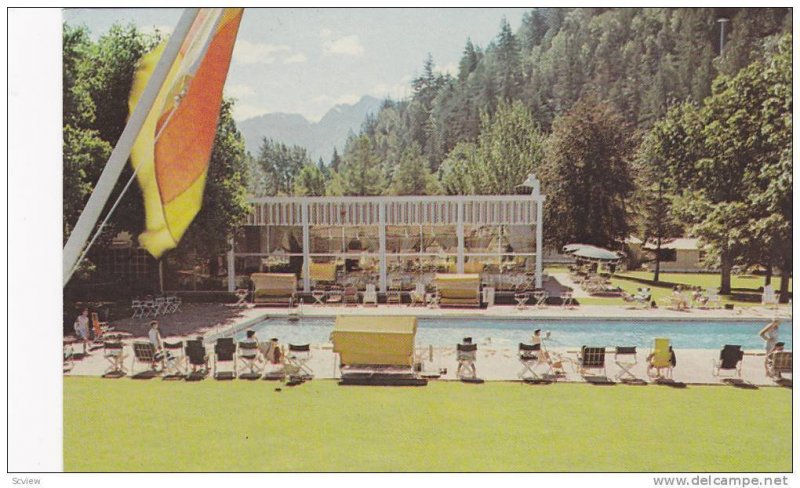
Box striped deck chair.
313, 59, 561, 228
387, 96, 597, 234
766, 351, 792, 381
130, 341, 159, 378
577, 346, 606, 377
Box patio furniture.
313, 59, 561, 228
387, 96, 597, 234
326, 285, 344, 306
386, 283, 403, 305
518, 342, 553, 381
213, 338, 237, 380
456, 341, 478, 380
103, 341, 127, 377
185, 339, 209, 380
613, 346, 638, 382
162, 341, 186, 379
251, 273, 297, 307
482, 286, 495, 306
234, 289, 249, 307
131, 299, 146, 318
131, 341, 159, 377
332, 316, 426, 386
762, 285, 778, 308
712, 344, 744, 379
532, 290, 549, 308
766, 350, 792, 381
285, 344, 313, 380
705, 287, 721, 309
426, 292, 440, 308
560, 290, 574, 308
343, 285, 359, 306
362, 283, 378, 306
647, 338, 674, 379
237, 341, 263, 380
410, 283, 427, 307
577, 346, 606, 377
311, 289, 327, 305
514, 287, 530, 310
435, 273, 481, 308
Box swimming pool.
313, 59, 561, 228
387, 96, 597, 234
242, 317, 792, 350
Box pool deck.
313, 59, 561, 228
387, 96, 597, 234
65, 302, 792, 386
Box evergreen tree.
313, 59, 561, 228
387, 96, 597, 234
339, 135, 385, 196
386, 143, 441, 195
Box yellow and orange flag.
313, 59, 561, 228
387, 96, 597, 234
129, 8, 243, 258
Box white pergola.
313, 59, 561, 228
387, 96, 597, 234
227, 178, 545, 293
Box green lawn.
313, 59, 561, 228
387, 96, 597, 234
64, 377, 791, 472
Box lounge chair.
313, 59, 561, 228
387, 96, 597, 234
251, 273, 297, 307
435, 274, 481, 308
185, 339, 209, 380
362, 283, 378, 306
456, 342, 478, 380
213, 338, 237, 380
623, 288, 651, 308
237, 341, 263, 380
766, 351, 792, 381
577, 346, 606, 377
613, 346, 639, 382
517, 343, 553, 381
410, 283, 427, 307
161, 341, 185, 379
705, 287, 721, 309
712, 345, 744, 378
343, 285, 359, 306
285, 344, 313, 380
102, 341, 126, 377
326, 285, 344, 306
130, 341, 159, 377
647, 338, 674, 379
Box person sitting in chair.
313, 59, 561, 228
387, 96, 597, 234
531, 329, 564, 374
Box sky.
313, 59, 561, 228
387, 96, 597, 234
63, 8, 529, 122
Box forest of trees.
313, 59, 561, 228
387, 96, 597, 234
64, 8, 792, 299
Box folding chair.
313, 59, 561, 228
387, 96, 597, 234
153, 297, 169, 317
237, 341, 263, 380
234, 289, 249, 307
130, 341, 159, 377
456, 343, 478, 380
103, 341, 127, 377
171, 296, 182, 313
326, 285, 344, 306
533, 290, 549, 308
213, 338, 237, 380
766, 351, 792, 381
142, 299, 156, 318
285, 344, 313, 380
386, 282, 403, 305
162, 341, 186, 379
517, 343, 552, 381
577, 346, 606, 377
712, 345, 743, 379
613, 346, 638, 382
410, 283, 427, 307
131, 300, 145, 318
647, 338, 674, 379
560, 291, 574, 309
185, 339, 209, 380
514, 285, 530, 310
705, 288, 721, 309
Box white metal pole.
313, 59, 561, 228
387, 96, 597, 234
535, 192, 545, 290
456, 202, 464, 274
301, 202, 311, 292
378, 203, 387, 293
227, 236, 235, 292
62, 8, 200, 287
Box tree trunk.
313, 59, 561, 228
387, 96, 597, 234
778, 266, 791, 304
719, 249, 732, 295
764, 262, 772, 286
653, 236, 661, 283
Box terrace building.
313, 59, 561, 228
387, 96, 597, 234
227, 177, 545, 295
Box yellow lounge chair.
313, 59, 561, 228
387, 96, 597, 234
434, 273, 481, 308
647, 338, 674, 379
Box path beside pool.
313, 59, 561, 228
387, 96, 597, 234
67, 302, 791, 386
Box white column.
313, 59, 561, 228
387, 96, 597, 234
378, 202, 387, 293
227, 236, 235, 292
456, 201, 465, 274
301, 202, 310, 292
535, 195, 545, 289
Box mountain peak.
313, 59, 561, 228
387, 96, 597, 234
239, 96, 383, 161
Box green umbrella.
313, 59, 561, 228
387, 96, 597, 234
570, 245, 622, 261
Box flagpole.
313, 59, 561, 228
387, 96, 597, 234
62, 8, 200, 287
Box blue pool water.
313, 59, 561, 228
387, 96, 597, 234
243, 317, 792, 350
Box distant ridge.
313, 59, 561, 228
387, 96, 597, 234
238, 95, 382, 161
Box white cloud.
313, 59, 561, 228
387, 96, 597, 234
369, 75, 413, 100
312, 93, 361, 106
233, 39, 291, 65
225, 83, 255, 99
319, 27, 332, 38
283, 53, 308, 64
436, 62, 459, 77
322, 35, 364, 56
